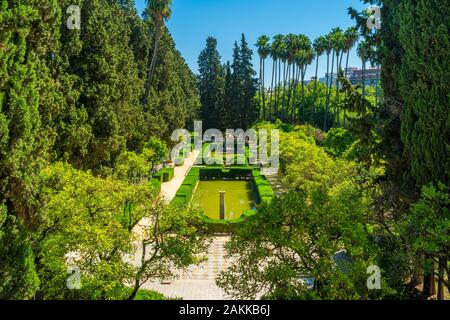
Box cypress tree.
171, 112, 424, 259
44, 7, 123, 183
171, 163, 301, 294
198, 37, 225, 130
399, 0, 449, 188
0, 0, 61, 298
239, 34, 258, 129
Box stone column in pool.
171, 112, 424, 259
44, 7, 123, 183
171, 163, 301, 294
219, 191, 226, 220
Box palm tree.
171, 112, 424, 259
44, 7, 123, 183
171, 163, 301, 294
271, 35, 284, 118
357, 40, 370, 98
143, 0, 173, 105
279, 38, 288, 119
302, 49, 315, 123
289, 35, 312, 124
342, 27, 359, 126
256, 36, 271, 120
332, 28, 345, 126
323, 32, 335, 131
284, 34, 300, 121
312, 36, 327, 109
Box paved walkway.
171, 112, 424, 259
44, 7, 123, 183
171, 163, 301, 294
141, 236, 235, 300
136, 151, 235, 300
264, 170, 289, 196
160, 150, 200, 202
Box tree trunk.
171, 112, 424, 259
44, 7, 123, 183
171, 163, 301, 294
423, 257, 436, 297
334, 51, 344, 127
343, 51, 350, 127
437, 257, 445, 300
412, 253, 425, 286
262, 59, 266, 120
323, 53, 330, 131
143, 20, 162, 105
362, 60, 366, 98
286, 63, 296, 115
324, 51, 335, 131
259, 56, 262, 119
301, 65, 306, 124
291, 65, 299, 124
313, 55, 320, 113
281, 62, 287, 120
270, 59, 276, 121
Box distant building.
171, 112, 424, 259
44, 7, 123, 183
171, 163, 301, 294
347, 66, 381, 86
316, 67, 381, 87
319, 73, 338, 86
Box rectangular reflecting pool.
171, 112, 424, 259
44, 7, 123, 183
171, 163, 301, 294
192, 180, 257, 220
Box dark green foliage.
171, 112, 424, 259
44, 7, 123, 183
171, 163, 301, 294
198, 37, 225, 130
229, 34, 259, 129
0, 0, 200, 300
324, 128, 356, 158
0, 209, 40, 299
198, 34, 258, 130
0, 0, 60, 299
398, 0, 450, 188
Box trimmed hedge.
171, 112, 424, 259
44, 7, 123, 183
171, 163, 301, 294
199, 167, 253, 180
153, 167, 175, 183
173, 167, 201, 206
252, 172, 275, 203
201, 210, 256, 233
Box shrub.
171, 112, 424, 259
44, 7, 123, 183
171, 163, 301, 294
161, 167, 174, 182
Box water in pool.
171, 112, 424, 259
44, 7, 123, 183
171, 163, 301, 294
192, 180, 256, 220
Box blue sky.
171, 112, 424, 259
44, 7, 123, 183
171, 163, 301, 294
135, 0, 367, 82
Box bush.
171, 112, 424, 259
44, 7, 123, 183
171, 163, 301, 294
161, 167, 174, 182
324, 128, 356, 158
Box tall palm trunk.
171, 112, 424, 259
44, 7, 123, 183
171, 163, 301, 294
275, 61, 281, 117
334, 51, 344, 127
286, 63, 296, 118
291, 65, 301, 123
343, 50, 350, 126
143, 20, 162, 105
323, 53, 330, 131
361, 59, 366, 98
324, 51, 335, 131
270, 59, 276, 121
300, 65, 306, 123
259, 56, 262, 119
312, 54, 320, 113
262, 58, 266, 120
281, 62, 288, 120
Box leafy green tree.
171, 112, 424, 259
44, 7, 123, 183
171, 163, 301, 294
37, 163, 207, 300
324, 128, 356, 158
400, 184, 450, 300
398, 0, 449, 189
312, 36, 327, 109
236, 34, 258, 129
217, 189, 388, 300
0, 0, 60, 299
